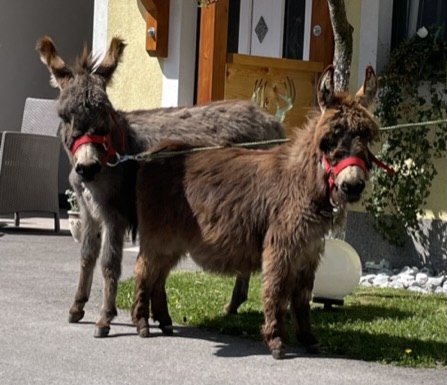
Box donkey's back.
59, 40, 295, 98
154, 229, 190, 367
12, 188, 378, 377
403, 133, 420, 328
126, 99, 284, 150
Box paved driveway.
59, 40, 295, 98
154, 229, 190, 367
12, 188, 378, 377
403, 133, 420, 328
0, 217, 445, 385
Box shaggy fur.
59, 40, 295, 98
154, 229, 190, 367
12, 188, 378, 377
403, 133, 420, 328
132, 66, 380, 359
36, 36, 284, 337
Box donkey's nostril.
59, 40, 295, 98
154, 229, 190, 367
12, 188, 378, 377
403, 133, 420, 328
341, 180, 365, 196
75, 162, 101, 180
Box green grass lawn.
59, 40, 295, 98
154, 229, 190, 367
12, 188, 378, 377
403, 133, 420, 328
117, 271, 447, 367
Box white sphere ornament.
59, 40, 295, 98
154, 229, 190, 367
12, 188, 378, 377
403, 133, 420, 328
313, 239, 362, 308
416, 26, 428, 39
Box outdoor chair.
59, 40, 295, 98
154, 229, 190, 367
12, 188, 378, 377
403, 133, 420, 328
0, 97, 62, 232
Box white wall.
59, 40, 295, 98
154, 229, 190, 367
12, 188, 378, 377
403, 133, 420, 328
357, 0, 393, 87
161, 0, 198, 107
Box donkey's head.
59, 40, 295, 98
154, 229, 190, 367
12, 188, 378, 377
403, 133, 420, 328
315, 65, 380, 205
36, 36, 126, 181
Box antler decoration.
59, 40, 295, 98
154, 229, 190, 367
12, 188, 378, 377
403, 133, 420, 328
251, 78, 269, 109
251, 77, 296, 123
196, 0, 220, 7
273, 76, 296, 123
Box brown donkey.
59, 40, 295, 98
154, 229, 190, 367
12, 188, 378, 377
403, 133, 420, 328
132, 65, 380, 359
36, 36, 284, 338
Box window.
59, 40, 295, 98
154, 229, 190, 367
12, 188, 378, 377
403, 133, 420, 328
392, 0, 447, 49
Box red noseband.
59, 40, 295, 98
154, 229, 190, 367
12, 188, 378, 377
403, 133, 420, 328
322, 152, 395, 193
322, 155, 368, 190
69, 113, 126, 165
70, 134, 118, 165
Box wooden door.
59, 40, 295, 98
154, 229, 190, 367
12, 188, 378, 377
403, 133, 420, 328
196, 0, 333, 104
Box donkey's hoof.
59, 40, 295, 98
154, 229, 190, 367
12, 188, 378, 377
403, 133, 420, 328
68, 310, 85, 323
138, 327, 150, 338
271, 347, 285, 360
267, 337, 285, 359
160, 324, 174, 336
94, 326, 110, 338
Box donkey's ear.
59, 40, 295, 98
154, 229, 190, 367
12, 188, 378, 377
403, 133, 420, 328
355, 66, 377, 108
317, 65, 335, 111
36, 36, 73, 90
94, 37, 126, 84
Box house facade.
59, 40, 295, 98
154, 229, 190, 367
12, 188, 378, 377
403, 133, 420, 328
2, 0, 443, 270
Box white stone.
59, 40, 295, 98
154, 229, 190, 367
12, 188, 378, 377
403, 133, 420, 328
396, 274, 415, 288
408, 285, 427, 293
389, 274, 399, 282
415, 273, 429, 286
435, 286, 447, 295
361, 274, 376, 284
389, 281, 405, 289
426, 276, 445, 290
373, 274, 390, 287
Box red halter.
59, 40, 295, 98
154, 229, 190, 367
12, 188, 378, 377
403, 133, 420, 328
322, 152, 395, 191
69, 113, 126, 165
322, 155, 368, 190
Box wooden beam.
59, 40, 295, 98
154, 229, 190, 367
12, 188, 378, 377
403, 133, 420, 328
141, 0, 170, 57
309, 0, 334, 67
196, 0, 229, 104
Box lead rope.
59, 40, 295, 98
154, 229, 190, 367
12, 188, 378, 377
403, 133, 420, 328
106, 138, 290, 167
107, 118, 447, 168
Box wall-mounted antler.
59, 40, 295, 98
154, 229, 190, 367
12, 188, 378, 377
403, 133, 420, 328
273, 76, 296, 123
251, 76, 296, 123
196, 0, 220, 7
251, 78, 269, 110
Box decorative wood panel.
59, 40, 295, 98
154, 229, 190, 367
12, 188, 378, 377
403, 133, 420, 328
225, 54, 324, 135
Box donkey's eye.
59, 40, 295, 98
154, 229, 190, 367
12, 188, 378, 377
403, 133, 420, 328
320, 133, 337, 153
333, 124, 344, 137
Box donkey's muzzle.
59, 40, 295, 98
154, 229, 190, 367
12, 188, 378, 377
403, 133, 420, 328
75, 161, 101, 181
340, 180, 365, 202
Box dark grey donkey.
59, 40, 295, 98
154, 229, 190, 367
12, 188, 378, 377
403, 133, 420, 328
36, 36, 285, 337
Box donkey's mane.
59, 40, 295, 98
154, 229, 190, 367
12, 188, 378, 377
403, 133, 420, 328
73, 44, 99, 75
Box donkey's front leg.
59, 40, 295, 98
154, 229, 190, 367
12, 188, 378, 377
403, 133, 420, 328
261, 248, 289, 359
68, 216, 101, 323
94, 221, 126, 337
291, 268, 320, 354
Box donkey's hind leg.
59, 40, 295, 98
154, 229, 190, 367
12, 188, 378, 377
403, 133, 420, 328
224, 273, 250, 314
151, 271, 173, 335
132, 251, 178, 338
68, 219, 101, 323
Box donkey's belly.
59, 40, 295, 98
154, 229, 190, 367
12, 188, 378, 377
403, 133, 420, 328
188, 244, 262, 275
